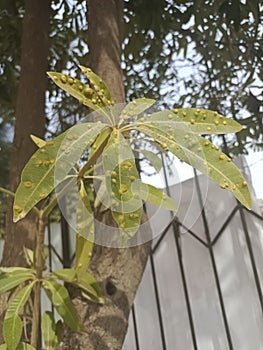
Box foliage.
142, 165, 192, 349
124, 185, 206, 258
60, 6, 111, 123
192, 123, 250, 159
0, 66, 252, 348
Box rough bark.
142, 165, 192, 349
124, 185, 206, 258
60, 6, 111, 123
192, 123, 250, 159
61, 1, 152, 349
0, 0, 50, 339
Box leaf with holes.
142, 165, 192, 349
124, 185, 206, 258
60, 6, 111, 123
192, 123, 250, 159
140, 109, 242, 135
43, 280, 82, 332
3, 282, 35, 350
14, 122, 106, 222
138, 124, 252, 209
103, 130, 143, 239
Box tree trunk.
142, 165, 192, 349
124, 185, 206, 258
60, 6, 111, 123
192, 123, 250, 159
61, 1, 152, 349
0, 0, 50, 340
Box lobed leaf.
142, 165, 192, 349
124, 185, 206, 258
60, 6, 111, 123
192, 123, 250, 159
43, 280, 82, 332
0, 269, 35, 294
41, 311, 60, 350
139, 124, 252, 209
139, 109, 242, 134
103, 130, 143, 239
119, 98, 155, 122
13, 122, 106, 222
3, 282, 35, 350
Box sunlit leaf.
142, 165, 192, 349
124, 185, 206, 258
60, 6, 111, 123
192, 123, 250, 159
103, 130, 143, 240
41, 311, 60, 350
0, 269, 35, 294
3, 282, 35, 350
140, 109, 242, 134
14, 122, 106, 222
139, 124, 252, 209
79, 65, 113, 106
119, 98, 155, 122
30, 135, 46, 148
43, 280, 82, 332
47, 72, 104, 111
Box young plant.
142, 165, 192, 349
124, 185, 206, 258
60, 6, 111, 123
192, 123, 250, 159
0, 66, 251, 349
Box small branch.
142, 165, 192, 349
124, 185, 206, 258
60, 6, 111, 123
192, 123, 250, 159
0, 187, 15, 197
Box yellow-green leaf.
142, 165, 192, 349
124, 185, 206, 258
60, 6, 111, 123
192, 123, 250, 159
47, 72, 104, 111
103, 130, 143, 239
141, 109, 242, 134
79, 65, 113, 106
132, 182, 178, 211
30, 135, 46, 148
0, 269, 34, 294
3, 282, 35, 350
14, 122, 106, 222
41, 311, 60, 350
51, 268, 77, 283
139, 125, 252, 209
43, 280, 82, 332
119, 98, 155, 122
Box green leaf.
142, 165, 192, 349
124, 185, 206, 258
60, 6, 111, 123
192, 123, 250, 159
47, 72, 104, 111
79, 65, 113, 106
51, 268, 77, 283
41, 311, 60, 350
135, 149, 162, 172
119, 98, 155, 122
0, 344, 34, 350
141, 109, 242, 134
75, 181, 94, 275
139, 125, 252, 209
43, 280, 82, 332
74, 273, 103, 304
132, 182, 178, 211
103, 130, 143, 240
3, 316, 21, 350
17, 343, 36, 350
0, 269, 34, 294
23, 247, 34, 266
3, 282, 35, 350
30, 135, 46, 148
75, 233, 94, 277
13, 122, 106, 222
